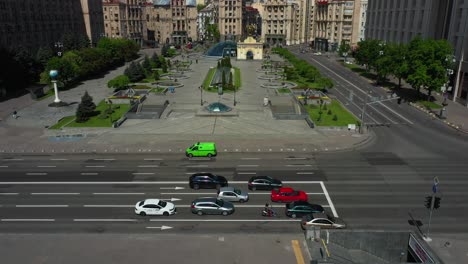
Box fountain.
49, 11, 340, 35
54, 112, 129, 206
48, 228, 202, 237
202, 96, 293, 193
206, 102, 232, 113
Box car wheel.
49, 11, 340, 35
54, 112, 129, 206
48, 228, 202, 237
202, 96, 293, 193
188, 153, 193, 158
163, 212, 169, 216
239, 199, 245, 203
139, 212, 146, 216
291, 213, 297, 219
208, 153, 212, 158
197, 211, 203, 216
193, 184, 200, 190
222, 211, 228, 216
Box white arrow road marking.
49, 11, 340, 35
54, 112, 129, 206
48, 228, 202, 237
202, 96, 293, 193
93, 193, 146, 195
74, 219, 137, 222
1, 219, 55, 222
31, 193, 80, 195
146, 225, 173, 230
161, 198, 181, 202
160, 187, 185, 190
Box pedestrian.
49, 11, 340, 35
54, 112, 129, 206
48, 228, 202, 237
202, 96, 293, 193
12, 110, 17, 119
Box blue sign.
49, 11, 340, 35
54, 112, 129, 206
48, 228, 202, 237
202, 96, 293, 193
432, 184, 437, 194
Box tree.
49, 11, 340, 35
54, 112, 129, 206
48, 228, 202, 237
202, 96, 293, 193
228, 71, 233, 89
388, 43, 409, 89
162, 60, 168, 73
124, 62, 145, 82
151, 52, 161, 68
354, 39, 381, 72
153, 70, 160, 80
374, 43, 393, 84
75, 91, 96, 123
338, 40, 351, 57
161, 44, 169, 57
107, 75, 130, 91
317, 77, 334, 91
36, 47, 54, 67
142, 55, 152, 73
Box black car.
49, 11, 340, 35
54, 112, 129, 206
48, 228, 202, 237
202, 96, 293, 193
248, 176, 282, 191
189, 173, 228, 190
285, 201, 324, 218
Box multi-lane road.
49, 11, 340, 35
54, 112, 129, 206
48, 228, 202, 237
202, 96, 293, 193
1, 152, 467, 234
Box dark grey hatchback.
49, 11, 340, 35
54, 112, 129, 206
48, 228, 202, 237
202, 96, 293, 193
189, 173, 228, 190
248, 176, 282, 191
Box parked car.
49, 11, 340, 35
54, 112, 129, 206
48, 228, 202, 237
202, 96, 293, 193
191, 198, 235, 216
271, 187, 307, 203
217, 187, 249, 203
301, 213, 346, 229
248, 176, 282, 191
189, 172, 228, 190
134, 199, 176, 216
285, 201, 324, 218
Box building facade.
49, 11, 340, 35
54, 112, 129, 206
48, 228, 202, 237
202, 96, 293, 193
243, 5, 261, 39
218, 0, 244, 41
0, 0, 88, 51
197, 3, 216, 41
314, 0, 362, 51
366, 0, 468, 105
103, 0, 128, 39
81, 0, 105, 46
357, 0, 367, 41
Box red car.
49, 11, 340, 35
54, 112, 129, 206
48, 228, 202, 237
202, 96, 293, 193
271, 187, 308, 203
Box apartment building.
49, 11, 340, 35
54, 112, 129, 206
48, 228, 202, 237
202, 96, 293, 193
197, 4, 216, 41
103, 0, 128, 39
218, 0, 244, 41
0, 1, 88, 51
314, 0, 362, 51
366, 0, 468, 105
358, 0, 367, 41
81, 0, 105, 46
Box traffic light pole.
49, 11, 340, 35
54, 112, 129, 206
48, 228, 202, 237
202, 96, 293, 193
425, 192, 436, 242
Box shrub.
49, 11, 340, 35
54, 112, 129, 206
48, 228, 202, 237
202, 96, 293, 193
75, 91, 96, 122
323, 104, 328, 110
332, 114, 338, 121
327, 109, 332, 115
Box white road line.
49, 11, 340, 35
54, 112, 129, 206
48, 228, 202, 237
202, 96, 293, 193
3, 159, 24, 161
297, 172, 314, 175
83, 205, 133, 207
85, 165, 105, 168
306, 193, 325, 195
31, 193, 80, 195
186, 165, 208, 167
284, 157, 307, 160
16, 205, 69, 208
81, 173, 98, 175
138, 165, 159, 168
238, 172, 256, 175
285, 165, 312, 167
237, 165, 259, 167
26, 173, 47, 175
144, 158, 163, 161
132, 173, 155, 175
320, 181, 338, 218
0, 193, 18, 195
240, 158, 261, 160
50, 159, 68, 161
92, 193, 145, 195
37, 165, 56, 168
94, 159, 115, 161
0, 166, 9, 168
149, 219, 301, 222
1, 219, 55, 222
74, 219, 137, 222
0, 181, 323, 184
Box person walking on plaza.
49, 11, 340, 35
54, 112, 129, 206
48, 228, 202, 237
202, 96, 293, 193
12, 110, 17, 119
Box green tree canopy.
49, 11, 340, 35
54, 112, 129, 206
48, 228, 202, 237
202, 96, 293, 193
107, 75, 130, 91
75, 91, 96, 123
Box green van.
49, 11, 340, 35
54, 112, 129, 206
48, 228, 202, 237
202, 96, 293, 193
186, 142, 217, 158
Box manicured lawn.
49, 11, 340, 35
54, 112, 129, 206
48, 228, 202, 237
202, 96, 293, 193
61, 101, 130, 128
234, 67, 241, 88
277, 88, 291, 94
304, 99, 359, 126
203, 67, 217, 89
49, 116, 75, 129
417, 100, 443, 109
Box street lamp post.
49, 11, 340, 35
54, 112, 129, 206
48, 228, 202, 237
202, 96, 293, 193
199, 85, 203, 106
49, 70, 61, 103
54, 42, 63, 57
233, 86, 237, 106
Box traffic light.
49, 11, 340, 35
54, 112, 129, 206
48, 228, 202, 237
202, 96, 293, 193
424, 196, 432, 209
434, 197, 441, 209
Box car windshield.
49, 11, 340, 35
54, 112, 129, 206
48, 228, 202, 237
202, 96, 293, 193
138, 201, 145, 206
216, 199, 224, 207
158, 200, 167, 207
234, 188, 242, 195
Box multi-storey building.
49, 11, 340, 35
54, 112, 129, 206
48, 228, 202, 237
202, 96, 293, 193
261, 0, 308, 46
357, 0, 367, 41
218, 0, 244, 41
147, 0, 198, 45
197, 3, 216, 41
243, 5, 261, 39
81, 0, 105, 46
103, 0, 128, 39
366, 0, 468, 105
0, 1, 92, 51
314, 0, 362, 51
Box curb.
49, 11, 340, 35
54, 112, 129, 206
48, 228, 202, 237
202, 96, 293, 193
409, 102, 468, 134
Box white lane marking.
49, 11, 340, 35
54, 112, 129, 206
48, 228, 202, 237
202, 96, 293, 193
160, 187, 185, 190
238, 172, 256, 175
74, 219, 137, 222
132, 173, 155, 175
31, 193, 80, 195
1, 219, 55, 222
81, 173, 98, 175
240, 158, 261, 160
237, 165, 259, 167
285, 165, 312, 167
320, 181, 338, 217
146, 226, 173, 230
93, 193, 145, 195
297, 172, 314, 175
0, 193, 18, 195
2, 159, 24, 161
312, 58, 413, 124
138, 165, 159, 168
144, 158, 163, 161
16, 205, 69, 208
284, 157, 307, 160
149, 219, 301, 222
186, 165, 208, 167
0, 166, 9, 168
83, 205, 133, 207
26, 173, 47, 175
85, 165, 105, 168
37, 165, 56, 168
94, 159, 115, 161
50, 158, 68, 161
0, 181, 322, 184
